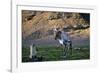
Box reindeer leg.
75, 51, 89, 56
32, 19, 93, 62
64, 44, 67, 58
68, 41, 72, 56
70, 41, 72, 55
62, 44, 66, 59
62, 46, 65, 56
65, 42, 71, 59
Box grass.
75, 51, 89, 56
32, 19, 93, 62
22, 45, 90, 62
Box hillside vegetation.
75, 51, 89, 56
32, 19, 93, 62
22, 10, 90, 40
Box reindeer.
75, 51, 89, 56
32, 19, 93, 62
54, 28, 72, 57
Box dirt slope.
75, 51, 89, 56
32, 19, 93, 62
22, 10, 90, 40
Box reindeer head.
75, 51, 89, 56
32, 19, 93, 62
53, 28, 62, 40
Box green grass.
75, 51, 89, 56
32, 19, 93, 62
22, 45, 90, 62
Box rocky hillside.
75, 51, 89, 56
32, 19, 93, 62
22, 10, 90, 40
